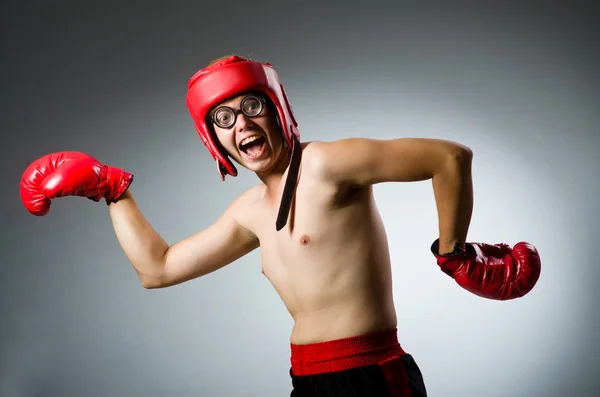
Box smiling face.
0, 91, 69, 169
210, 92, 287, 175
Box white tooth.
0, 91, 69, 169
241, 136, 260, 146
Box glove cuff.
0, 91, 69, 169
101, 166, 134, 203
430, 238, 476, 277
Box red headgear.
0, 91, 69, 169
186, 55, 300, 180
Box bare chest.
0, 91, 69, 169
249, 178, 378, 281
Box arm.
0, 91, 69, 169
108, 190, 259, 289
310, 137, 473, 254
310, 138, 541, 301
19, 151, 258, 289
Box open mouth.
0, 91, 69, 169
239, 135, 266, 159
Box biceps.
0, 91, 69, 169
159, 217, 258, 287
333, 138, 471, 186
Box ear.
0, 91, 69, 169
197, 123, 238, 178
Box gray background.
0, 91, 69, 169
2, 1, 599, 396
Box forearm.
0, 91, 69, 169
108, 190, 169, 287
431, 148, 474, 254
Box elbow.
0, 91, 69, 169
447, 143, 473, 167
139, 274, 165, 289
433, 143, 472, 177
452, 141, 473, 158
141, 280, 160, 289
140, 279, 158, 289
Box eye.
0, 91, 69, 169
214, 108, 234, 126
242, 97, 262, 116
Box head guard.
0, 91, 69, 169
186, 55, 300, 180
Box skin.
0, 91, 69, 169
108, 93, 474, 345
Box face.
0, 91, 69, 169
211, 93, 286, 174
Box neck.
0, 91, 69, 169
256, 145, 293, 194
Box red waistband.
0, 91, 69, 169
290, 328, 406, 376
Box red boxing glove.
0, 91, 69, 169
431, 239, 541, 300
20, 152, 133, 216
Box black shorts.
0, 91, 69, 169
289, 328, 427, 397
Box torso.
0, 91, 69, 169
236, 142, 398, 345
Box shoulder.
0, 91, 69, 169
227, 184, 264, 215
224, 184, 265, 231
300, 138, 374, 184
299, 140, 340, 175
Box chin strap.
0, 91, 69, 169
276, 134, 302, 231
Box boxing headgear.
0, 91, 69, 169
186, 55, 300, 180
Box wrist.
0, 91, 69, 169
103, 167, 134, 203
431, 238, 460, 257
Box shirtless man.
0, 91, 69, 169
20, 55, 541, 396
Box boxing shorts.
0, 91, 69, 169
289, 328, 427, 396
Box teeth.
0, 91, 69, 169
240, 136, 261, 147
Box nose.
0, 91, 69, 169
234, 112, 254, 132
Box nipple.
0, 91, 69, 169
299, 235, 311, 245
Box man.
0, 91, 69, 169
20, 55, 541, 396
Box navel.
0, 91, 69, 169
299, 235, 311, 245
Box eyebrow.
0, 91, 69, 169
208, 97, 239, 118
220, 97, 243, 108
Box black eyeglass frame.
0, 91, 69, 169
208, 95, 267, 129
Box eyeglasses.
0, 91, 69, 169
209, 95, 266, 129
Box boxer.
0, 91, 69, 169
20, 55, 541, 396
